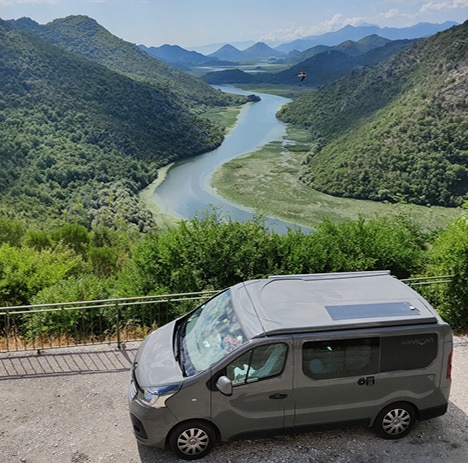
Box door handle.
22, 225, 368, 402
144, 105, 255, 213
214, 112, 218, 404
358, 376, 375, 386
269, 393, 288, 399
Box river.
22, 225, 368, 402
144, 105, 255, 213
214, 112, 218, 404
150, 86, 307, 233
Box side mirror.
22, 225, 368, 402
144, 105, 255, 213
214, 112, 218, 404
215, 376, 233, 396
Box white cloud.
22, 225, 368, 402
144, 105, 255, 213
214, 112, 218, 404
383, 8, 401, 19
421, 0, 468, 12
260, 14, 367, 42
382, 8, 415, 20
381, 0, 467, 23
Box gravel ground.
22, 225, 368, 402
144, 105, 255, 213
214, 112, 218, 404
0, 337, 467, 463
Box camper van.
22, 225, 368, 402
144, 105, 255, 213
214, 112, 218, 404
128, 271, 452, 460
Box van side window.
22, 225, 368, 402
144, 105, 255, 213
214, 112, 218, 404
303, 338, 379, 380
381, 333, 438, 371
226, 343, 288, 386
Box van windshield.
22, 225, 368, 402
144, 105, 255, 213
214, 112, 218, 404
178, 290, 247, 376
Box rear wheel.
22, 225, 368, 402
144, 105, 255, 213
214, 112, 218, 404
374, 402, 416, 439
168, 421, 216, 460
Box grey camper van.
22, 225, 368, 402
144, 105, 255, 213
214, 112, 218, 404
128, 271, 453, 460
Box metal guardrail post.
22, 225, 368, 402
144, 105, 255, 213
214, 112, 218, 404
5, 309, 10, 352
115, 300, 121, 349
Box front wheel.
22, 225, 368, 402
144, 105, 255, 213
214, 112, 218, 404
168, 421, 216, 460
374, 402, 417, 439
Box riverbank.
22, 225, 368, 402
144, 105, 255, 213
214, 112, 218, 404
141, 88, 303, 233
138, 102, 246, 230
139, 163, 180, 229
211, 127, 461, 232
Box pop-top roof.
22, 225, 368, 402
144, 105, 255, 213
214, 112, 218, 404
232, 271, 439, 338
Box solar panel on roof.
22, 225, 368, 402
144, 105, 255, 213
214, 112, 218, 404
325, 302, 419, 321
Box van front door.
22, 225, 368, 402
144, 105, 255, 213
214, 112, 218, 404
211, 342, 294, 441
295, 337, 380, 427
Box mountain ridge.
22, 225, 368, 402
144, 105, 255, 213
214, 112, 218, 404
209, 41, 283, 60
0, 17, 244, 228
277, 22, 468, 207
209, 43, 245, 60
202, 37, 415, 87
139, 43, 233, 71
275, 21, 458, 53
9, 15, 245, 112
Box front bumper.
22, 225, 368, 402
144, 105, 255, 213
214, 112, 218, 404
128, 374, 179, 447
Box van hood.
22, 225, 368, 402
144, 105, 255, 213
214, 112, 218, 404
133, 320, 183, 388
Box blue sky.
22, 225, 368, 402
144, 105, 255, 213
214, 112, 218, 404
0, 0, 466, 48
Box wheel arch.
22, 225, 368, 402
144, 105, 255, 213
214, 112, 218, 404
165, 418, 221, 448
370, 400, 419, 427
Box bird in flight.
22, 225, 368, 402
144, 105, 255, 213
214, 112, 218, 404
298, 71, 307, 82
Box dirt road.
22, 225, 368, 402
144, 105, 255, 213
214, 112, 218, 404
1, 338, 467, 463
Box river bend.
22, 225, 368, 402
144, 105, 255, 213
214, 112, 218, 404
150, 86, 305, 233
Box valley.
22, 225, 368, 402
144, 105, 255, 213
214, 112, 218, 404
144, 87, 461, 233
0, 16, 466, 232
142, 19, 468, 233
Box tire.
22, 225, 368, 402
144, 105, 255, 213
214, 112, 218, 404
374, 402, 417, 439
168, 421, 216, 460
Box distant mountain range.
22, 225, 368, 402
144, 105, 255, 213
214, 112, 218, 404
139, 44, 233, 71
209, 42, 283, 61
279, 34, 393, 66
186, 21, 458, 55
202, 36, 416, 87
138, 41, 283, 69
275, 21, 458, 53
139, 21, 458, 69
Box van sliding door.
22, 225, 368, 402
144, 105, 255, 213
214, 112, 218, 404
295, 337, 380, 427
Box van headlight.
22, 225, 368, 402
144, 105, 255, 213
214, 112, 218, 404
141, 384, 181, 408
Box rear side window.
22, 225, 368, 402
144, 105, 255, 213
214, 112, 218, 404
303, 338, 379, 380
381, 333, 438, 371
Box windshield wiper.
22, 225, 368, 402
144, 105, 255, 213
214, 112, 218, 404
175, 319, 187, 377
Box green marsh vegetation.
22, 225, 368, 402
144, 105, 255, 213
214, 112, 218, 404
211, 126, 461, 231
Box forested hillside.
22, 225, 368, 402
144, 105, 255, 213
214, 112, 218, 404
0, 18, 246, 229
278, 22, 468, 207
9, 15, 244, 113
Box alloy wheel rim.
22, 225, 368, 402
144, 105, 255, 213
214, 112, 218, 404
177, 428, 210, 455
382, 408, 411, 435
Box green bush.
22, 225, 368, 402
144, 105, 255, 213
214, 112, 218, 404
277, 216, 427, 278
119, 212, 428, 298
118, 212, 279, 296
26, 275, 116, 342
0, 242, 85, 306
425, 204, 468, 332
